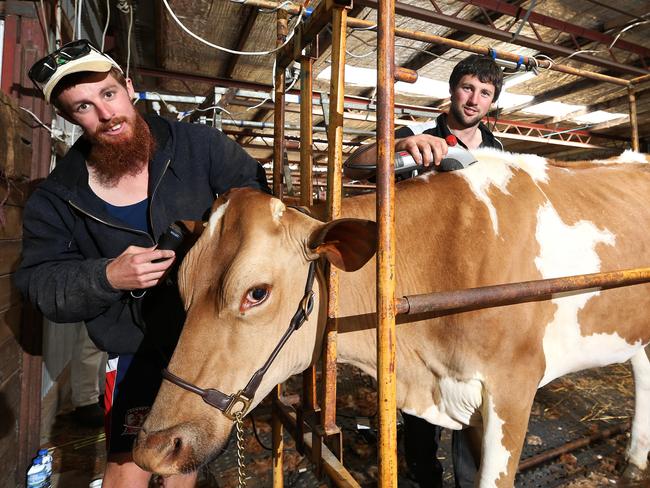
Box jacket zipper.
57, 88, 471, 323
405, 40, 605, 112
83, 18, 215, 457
148, 158, 172, 240
67, 158, 172, 245
67, 201, 155, 245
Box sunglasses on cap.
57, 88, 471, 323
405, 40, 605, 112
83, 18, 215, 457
28, 40, 97, 86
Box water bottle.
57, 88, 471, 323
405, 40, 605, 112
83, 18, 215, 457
26, 457, 49, 488
37, 449, 53, 480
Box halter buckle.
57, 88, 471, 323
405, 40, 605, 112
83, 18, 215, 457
223, 390, 252, 420
300, 290, 315, 319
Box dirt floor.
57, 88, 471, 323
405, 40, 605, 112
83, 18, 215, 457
42, 363, 650, 487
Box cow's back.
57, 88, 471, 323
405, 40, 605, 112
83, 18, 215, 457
335, 150, 650, 390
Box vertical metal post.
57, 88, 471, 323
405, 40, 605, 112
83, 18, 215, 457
299, 51, 318, 444
300, 54, 314, 207
321, 4, 347, 446
271, 385, 284, 488
376, 0, 398, 484
628, 85, 639, 152
273, 10, 289, 198
271, 11, 289, 486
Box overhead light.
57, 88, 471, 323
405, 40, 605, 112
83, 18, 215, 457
317, 65, 450, 98
572, 110, 627, 124
504, 71, 536, 89
522, 101, 583, 117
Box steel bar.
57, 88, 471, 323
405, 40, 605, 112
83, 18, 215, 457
376, 0, 398, 484
345, 16, 631, 86
459, 0, 650, 59
272, 11, 289, 198
353, 0, 646, 78
277, 0, 353, 69
271, 13, 289, 485
299, 51, 319, 448
628, 86, 640, 152
273, 397, 362, 487
517, 423, 629, 472
321, 4, 348, 441
394, 267, 650, 316
271, 385, 284, 488
134, 68, 626, 142
300, 55, 315, 207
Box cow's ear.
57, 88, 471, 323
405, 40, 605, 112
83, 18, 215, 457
179, 220, 206, 247
308, 219, 377, 271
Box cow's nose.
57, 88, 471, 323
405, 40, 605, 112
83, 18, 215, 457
133, 426, 193, 475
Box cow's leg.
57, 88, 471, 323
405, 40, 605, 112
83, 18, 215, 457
623, 347, 650, 480
477, 387, 536, 488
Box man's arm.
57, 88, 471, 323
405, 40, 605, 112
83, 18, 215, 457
343, 134, 450, 180
14, 190, 179, 323
14, 192, 124, 323
208, 128, 270, 194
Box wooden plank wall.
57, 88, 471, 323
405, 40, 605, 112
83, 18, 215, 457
0, 80, 40, 487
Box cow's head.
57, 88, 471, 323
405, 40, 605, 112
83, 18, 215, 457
133, 188, 376, 474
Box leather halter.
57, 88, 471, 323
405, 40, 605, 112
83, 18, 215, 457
162, 260, 317, 420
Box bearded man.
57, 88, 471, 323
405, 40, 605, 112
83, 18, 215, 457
15, 40, 269, 488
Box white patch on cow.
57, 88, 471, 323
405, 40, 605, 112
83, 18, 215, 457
478, 394, 510, 488
534, 202, 633, 385
402, 375, 483, 430
270, 198, 286, 222
593, 150, 648, 165
627, 349, 650, 470
208, 200, 229, 237
455, 148, 549, 235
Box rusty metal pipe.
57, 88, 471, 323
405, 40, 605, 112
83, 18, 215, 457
394, 66, 418, 84
376, 0, 398, 484
517, 423, 629, 472
321, 4, 348, 438
300, 55, 314, 207
272, 12, 289, 198
273, 397, 362, 487
271, 385, 284, 488
395, 267, 650, 316
628, 86, 639, 152
345, 17, 630, 86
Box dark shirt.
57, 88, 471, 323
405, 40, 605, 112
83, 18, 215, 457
104, 199, 149, 234
396, 112, 503, 150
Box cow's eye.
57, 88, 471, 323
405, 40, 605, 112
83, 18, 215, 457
240, 285, 271, 312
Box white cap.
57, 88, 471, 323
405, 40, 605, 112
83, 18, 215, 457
42, 48, 123, 103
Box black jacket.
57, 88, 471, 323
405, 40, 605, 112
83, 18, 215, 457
14, 115, 269, 354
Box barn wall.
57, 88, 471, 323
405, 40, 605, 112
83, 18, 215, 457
1, 3, 56, 484
0, 85, 38, 488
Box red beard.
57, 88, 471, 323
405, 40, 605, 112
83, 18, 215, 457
87, 112, 156, 187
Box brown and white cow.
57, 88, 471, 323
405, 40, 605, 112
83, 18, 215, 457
133, 148, 650, 487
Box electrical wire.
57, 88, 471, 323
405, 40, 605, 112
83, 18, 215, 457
162, 0, 305, 56
608, 20, 649, 50
19, 107, 66, 143
101, 0, 110, 52
126, 5, 133, 79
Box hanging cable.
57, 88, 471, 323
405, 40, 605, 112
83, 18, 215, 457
126, 5, 133, 79
101, 0, 110, 51
19, 107, 66, 143
162, 0, 305, 56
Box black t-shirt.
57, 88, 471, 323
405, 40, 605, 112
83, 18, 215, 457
396, 112, 503, 150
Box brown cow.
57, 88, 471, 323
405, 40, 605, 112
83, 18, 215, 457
133, 148, 650, 487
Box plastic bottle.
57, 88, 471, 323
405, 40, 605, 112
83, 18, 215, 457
37, 448, 53, 480
26, 457, 48, 488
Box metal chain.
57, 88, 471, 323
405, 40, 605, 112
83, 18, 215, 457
235, 412, 247, 488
